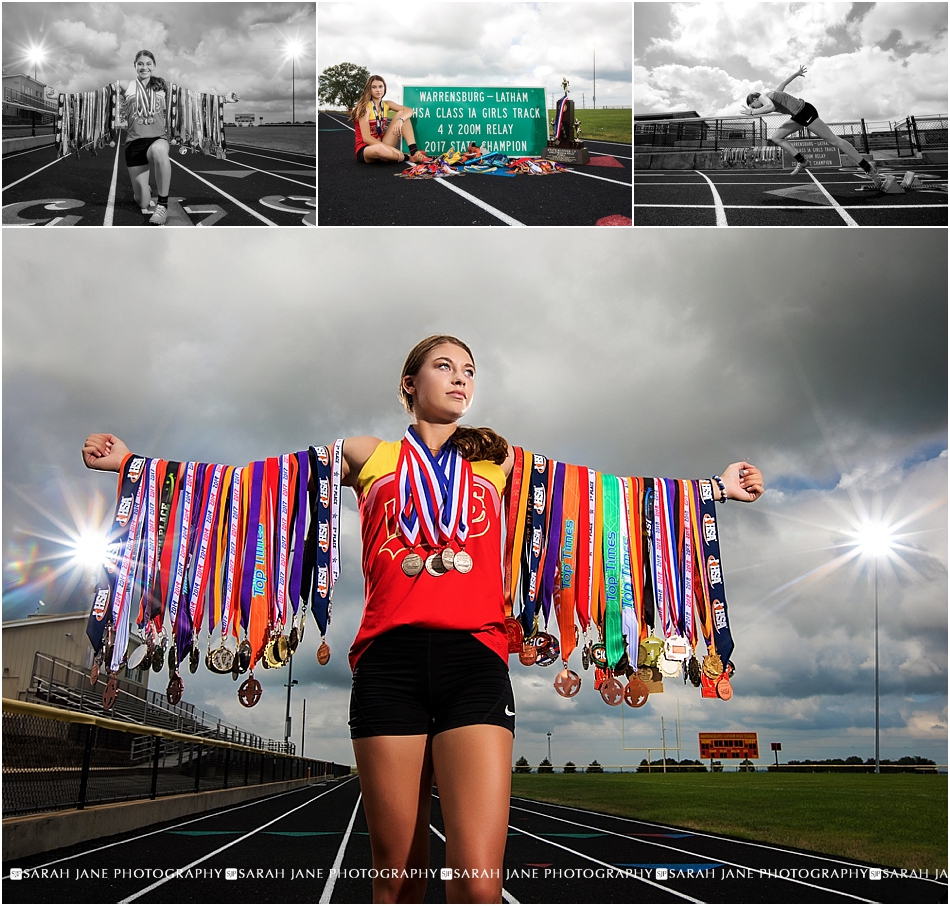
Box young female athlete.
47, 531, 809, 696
121, 50, 239, 225
742, 66, 880, 181
82, 335, 764, 903
349, 74, 431, 165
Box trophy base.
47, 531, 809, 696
542, 143, 590, 165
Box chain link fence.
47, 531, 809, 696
2, 700, 350, 818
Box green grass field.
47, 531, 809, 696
223, 125, 315, 156
547, 108, 631, 144
510, 773, 947, 871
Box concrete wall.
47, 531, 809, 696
2, 135, 56, 154
3, 776, 331, 861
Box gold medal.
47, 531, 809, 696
453, 550, 473, 573
702, 654, 723, 679
402, 552, 424, 576
276, 634, 291, 665
554, 668, 581, 698
425, 552, 447, 576
317, 640, 331, 666
440, 548, 456, 572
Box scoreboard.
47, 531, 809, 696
698, 732, 759, 760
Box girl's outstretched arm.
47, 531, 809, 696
776, 65, 807, 93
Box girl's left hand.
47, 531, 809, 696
721, 461, 764, 502
794, 65, 807, 79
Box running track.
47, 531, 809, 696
634, 165, 948, 226
318, 112, 632, 226
2, 137, 315, 226
3, 777, 944, 903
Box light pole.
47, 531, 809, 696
284, 40, 303, 125
27, 46, 46, 138
301, 698, 306, 758
855, 521, 893, 775
284, 655, 298, 749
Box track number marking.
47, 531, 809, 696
2, 198, 84, 226
259, 195, 316, 225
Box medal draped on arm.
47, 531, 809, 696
85, 443, 343, 710
501, 447, 738, 706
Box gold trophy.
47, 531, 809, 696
543, 78, 590, 165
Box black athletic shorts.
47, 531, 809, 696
125, 136, 165, 168
356, 146, 367, 163
349, 626, 516, 738
790, 102, 819, 127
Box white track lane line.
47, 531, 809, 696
507, 801, 875, 902
427, 823, 520, 904
103, 140, 121, 226
634, 203, 946, 211
590, 151, 633, 160
169, 158, 276, 224
692, 170, 727, 225
218, 157, 315, 188
431, 178, 524, 225
227, 148, 315, 168
120, 781, 350, 903
510, 795, 948, 888
564, 169, 630, 187
318, 791, 362, 903
1, 778, 353, 881
807, 170, 858, 225
2, 154, 65, 191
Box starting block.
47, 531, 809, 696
855, 170, 920, 193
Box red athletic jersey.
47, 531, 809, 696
353, 100, 390, 158
349, 440, 508, 671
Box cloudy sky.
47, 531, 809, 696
318, 2, 632, 110
2, 2, 315, 122
635, 2, 948, 120
2, 228, 946, 771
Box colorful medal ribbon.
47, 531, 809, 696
697, 479, 735, 665
502, 446, 526, 615
556, 464, 581, 659
521, 453, 550, 634
601, 475, 624, 668
680, 480, 694, 644
187, 463, 225, 643
659, 478, 683, 639
287, 451, 310, 615
309, 445, 333, 635
371, 100, 386, 139
624, 477, 646, 655
618, 477, 639, 665
221, 466, 244, 640
539, 461, 564, 624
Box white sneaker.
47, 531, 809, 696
148, 204, 167, 226
790, 159, 809, 176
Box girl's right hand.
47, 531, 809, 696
82, 433, 131, 473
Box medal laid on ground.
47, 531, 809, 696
238, 675, 262, 707
554, 667, 582, 698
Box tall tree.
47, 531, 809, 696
318, 63, 370, 110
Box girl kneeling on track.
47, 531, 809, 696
742, 66, 880, 184
122, 50, 238, 225
82, 334, 765, 904
349, 74, 431, 165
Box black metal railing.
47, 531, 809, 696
2, 700, 350, 817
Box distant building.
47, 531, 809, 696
2, 73, 57, 123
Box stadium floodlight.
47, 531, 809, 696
26, 45, 46, 79
284, 39, 304, 125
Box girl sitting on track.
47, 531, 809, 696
83, 334, 764, 904
349, 74, 431, 165
121, 50, 238, 225
741, 66, 880, 183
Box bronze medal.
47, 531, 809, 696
166, 674, 184, 705
238, 676, 263, 708
715, 673, 733, 701
102, 675, 119, 710
623, 677, 650, 708
599, 676, 624, 706
702, 654, 723, 679
425, 552, 447, 576
188, 644, 200, 674
553, 668, 581, 698
90, 659, 101, 686
637, 666, 653, 683
519, 641, 538, 666
453, 550, 473, 573
440, 548, 456, 572
402, 552, 424, 576
505, 617, 524, 653
316, 640, 331, 666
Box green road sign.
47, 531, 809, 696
402, 87, 547, 156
